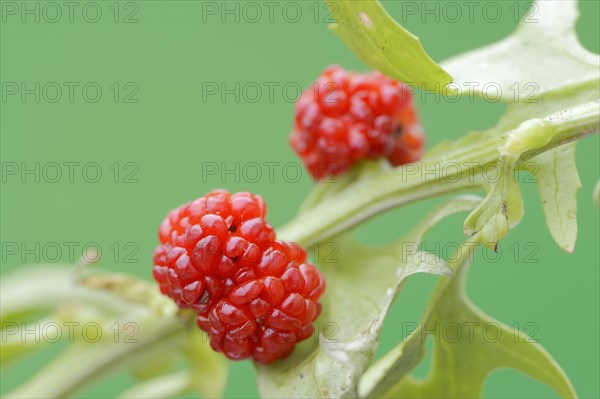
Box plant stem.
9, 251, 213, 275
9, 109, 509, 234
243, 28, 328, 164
278, 100, 600, 246
6, 318, 187, 399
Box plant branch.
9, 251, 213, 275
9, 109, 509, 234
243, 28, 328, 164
278, 100, 599, 246
5, 317, 188, 399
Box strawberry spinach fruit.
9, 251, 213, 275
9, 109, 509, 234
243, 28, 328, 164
290, 65, 424, 180
2, 1, 598, 398
153, 190, 325, 364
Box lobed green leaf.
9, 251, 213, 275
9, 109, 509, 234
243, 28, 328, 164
532, 143, 581, 252
359, 243, 577, 398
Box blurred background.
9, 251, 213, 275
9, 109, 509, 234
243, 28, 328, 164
1, 0, 598, 397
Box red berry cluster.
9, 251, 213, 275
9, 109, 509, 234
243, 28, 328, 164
290, 65, 425, 180
153, 190, 326, 364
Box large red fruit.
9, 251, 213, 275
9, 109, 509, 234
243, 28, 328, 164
153, 190, 326, 364
290, 65, 425, 180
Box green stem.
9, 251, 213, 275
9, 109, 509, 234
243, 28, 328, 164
278, 100, 599, 246
6, 318, 188, 399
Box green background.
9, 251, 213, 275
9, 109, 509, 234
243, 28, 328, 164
1, 0, 598, 397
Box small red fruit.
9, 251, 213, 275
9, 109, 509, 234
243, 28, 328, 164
290, 65, 425, 180
153, 190, 325, 364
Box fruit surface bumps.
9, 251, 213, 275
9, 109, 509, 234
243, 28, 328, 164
153, 190, 326, 364
290, 65, 425, 180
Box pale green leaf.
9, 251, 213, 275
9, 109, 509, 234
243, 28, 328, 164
258, 197, 481, 398
327, 0, 452, 90
359, 244, 577, 398
532, 143, 581, 252
594, 180, 600, 210
442, 0, 599, 101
